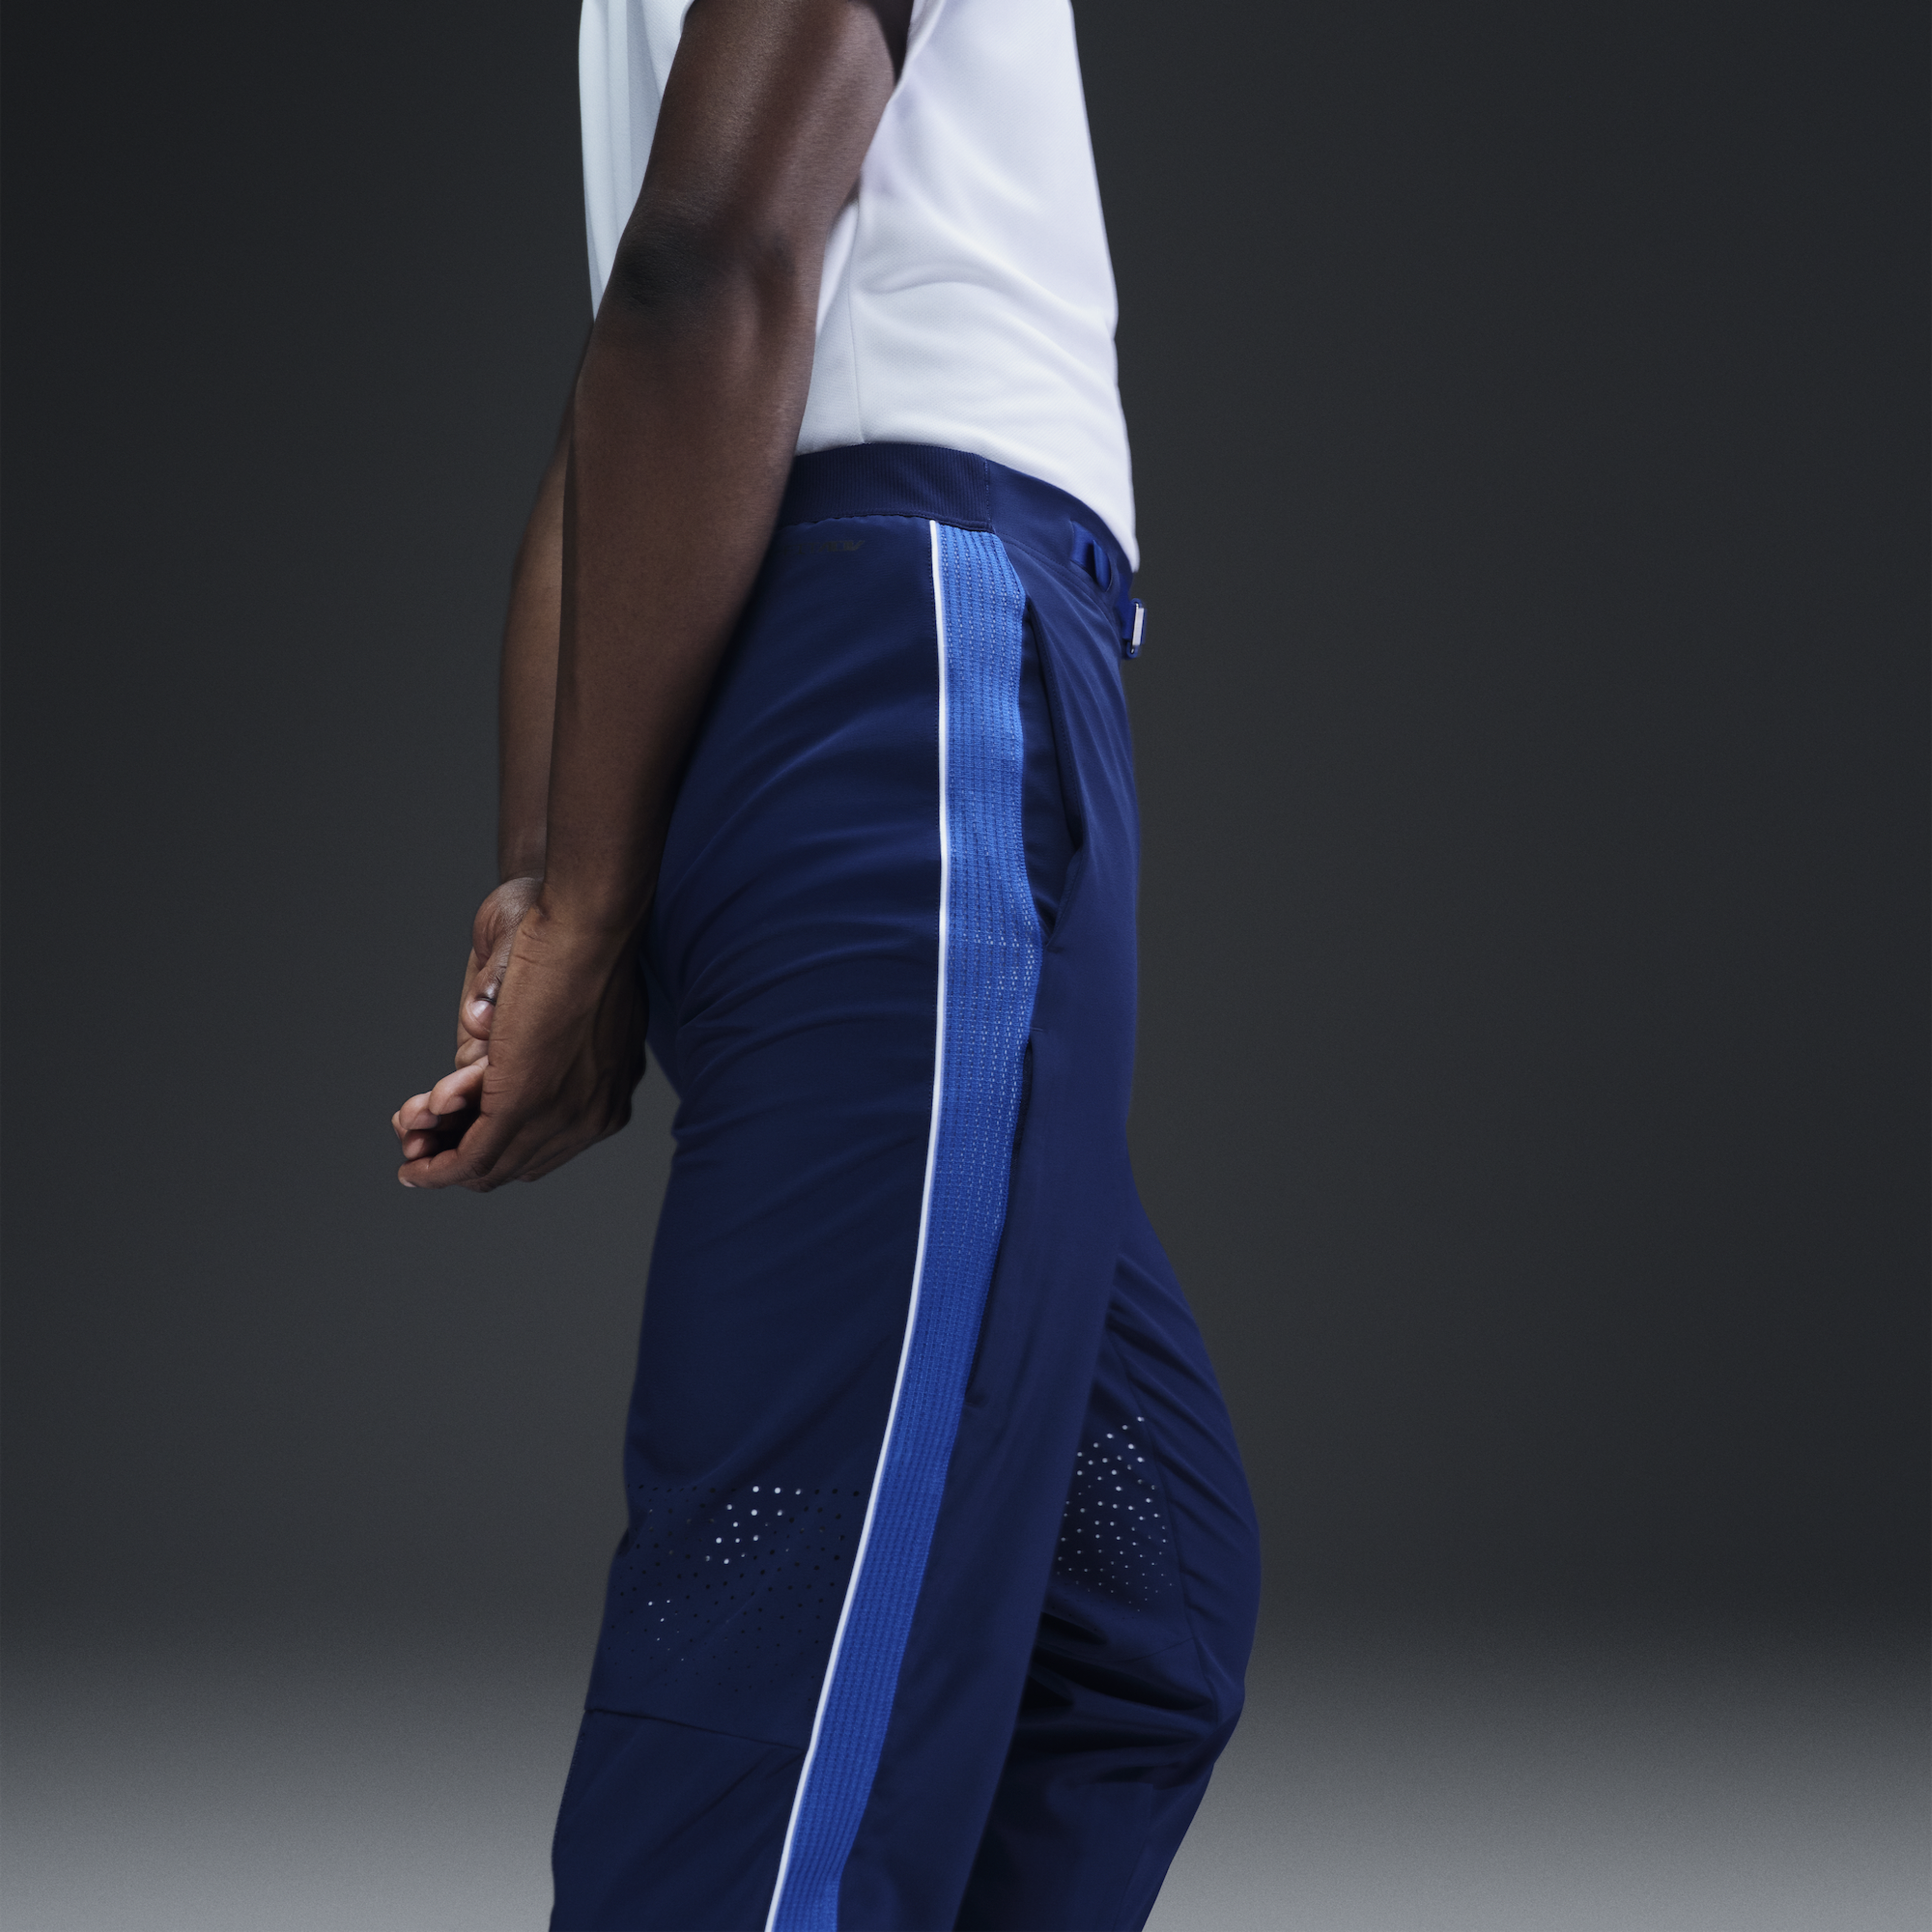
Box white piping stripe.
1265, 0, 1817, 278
762, 518, 953, 1929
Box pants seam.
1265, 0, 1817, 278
1102, 1325, 1229, 1731
579, 1703, 805, 1757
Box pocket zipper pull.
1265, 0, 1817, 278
1071, 522, 1146, 659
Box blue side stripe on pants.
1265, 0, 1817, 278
765, 521, 1041, 1930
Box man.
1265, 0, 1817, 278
391, 1, 1259, 1924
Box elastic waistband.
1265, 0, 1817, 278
776, 442, 1135, 617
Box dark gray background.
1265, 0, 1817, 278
4, 3, 1926, 1926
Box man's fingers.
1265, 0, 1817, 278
456, 949, 497, 1049
482, 921, 520, 999
455, 931, 516, 1046
392, 1063, 490, 1173
398, 1133, 502, 1192
397, 1106, 535, 1192
460, 877, 543, 1047
427, 1060, 487, 1115
397, 1092, 609, 1193
430, 874, 551, 1101
395, 1103, 474, 1167
394, 1087, 472, 1136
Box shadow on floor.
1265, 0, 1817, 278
3, 1618, 1924, 1930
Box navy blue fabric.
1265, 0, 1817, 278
550, 446, 1259, 1932
771, 443, 1143, 653
953, 1198, 1260, 1930
769, 527, 1042, 1928
1017, 619, 1074, 935
551, 1713, 799, 1930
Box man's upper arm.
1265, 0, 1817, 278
603, 0, 914, 307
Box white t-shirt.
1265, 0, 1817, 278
579, 0, 1138, 565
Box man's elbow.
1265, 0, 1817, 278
602, 205, 808, 331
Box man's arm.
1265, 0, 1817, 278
499, 393, 575, 886
420, 394, 572, 1089
394, 0, 910, 1188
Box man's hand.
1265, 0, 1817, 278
392, 883, 648, 1189
391, 877, 539, 1165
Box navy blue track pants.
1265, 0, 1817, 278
550, 446, 1261, 1931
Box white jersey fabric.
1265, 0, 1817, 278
578, 0, 1137, 564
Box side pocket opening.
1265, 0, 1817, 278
1019, 603, 1086, 943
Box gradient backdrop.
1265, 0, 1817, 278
4, 3, 1926, 1927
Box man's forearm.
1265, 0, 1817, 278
497, 408, 572, 883
540, 252, 813, 942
